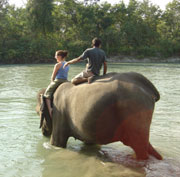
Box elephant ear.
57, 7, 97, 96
39, 95, 52, 128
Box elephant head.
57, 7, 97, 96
36, 88, 52, 137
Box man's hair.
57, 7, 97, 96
92, 38, 101, 47
56, 50, 68, 58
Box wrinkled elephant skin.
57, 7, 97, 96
36, 72, 162, 160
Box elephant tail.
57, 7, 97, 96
148, 143, 163, 160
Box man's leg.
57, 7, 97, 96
71, 77, 88, 85
71, 71, 88, 85
71, 70, 94, 85
88, 75, 96, 84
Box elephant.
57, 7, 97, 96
36, 72, 163, 160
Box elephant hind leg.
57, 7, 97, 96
132, 141, 163, 160
132, 144, 149, 160
148, 143, 163, 160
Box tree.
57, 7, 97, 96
26, 0, 54, 36
0, 0, 8, 41
138, 0, 162, 44
157, 0, 180, 57
0, 0, 9, 63
162, 0, 180, 40
1, 0, 180, 64
83, 0, 100, 6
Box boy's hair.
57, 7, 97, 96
92, 38, 101, 47
56, 50, 68, 58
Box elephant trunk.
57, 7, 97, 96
37, 93, 52, 137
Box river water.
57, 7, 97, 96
0, 62, 180, 177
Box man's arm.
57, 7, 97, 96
64, 57, 82, 68
103, 62, 107, 75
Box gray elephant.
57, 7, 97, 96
36, 72, 163, 160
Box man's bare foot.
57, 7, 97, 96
88, 76, 95, 84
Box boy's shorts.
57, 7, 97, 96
44, 79, 67, 99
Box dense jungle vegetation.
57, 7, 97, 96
0, 0, 180, 64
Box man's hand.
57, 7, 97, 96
63, 57, 82, 68
103, 62, 107, 75
63, 62, 69, 68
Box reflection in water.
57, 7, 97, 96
0, 63, 180, 177
40, 139, 145, 177
40, 138, 180, 177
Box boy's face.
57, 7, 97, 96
55, 52, 58, 59
55, 52, 62, 62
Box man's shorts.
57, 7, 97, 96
74, 70, 94, 79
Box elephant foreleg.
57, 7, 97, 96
50, 108, 69, 148
50, 133, 68, 148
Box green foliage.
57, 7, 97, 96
0, 0, 180, 64
26, 0, 54, 36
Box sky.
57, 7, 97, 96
9, 0, 172, 10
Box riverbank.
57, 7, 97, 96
32, 55, 180, 64
1, 56, 180, 65
107, 56, 180, 63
